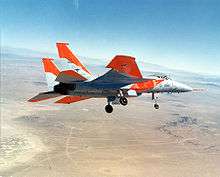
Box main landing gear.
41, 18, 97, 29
105, 97, 128, 113
118, 90, 128, 106
105, 104, 113, 113
105, 91, 128, 113
152, 93, 160, 110
119, 97, 128, 106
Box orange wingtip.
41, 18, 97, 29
106, 55, 142, 78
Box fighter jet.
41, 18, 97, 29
29, 42, 193, 113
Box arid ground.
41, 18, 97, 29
1, 53, 220, 177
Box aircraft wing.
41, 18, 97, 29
89, 69, 154, 89
28, 91, 62, 102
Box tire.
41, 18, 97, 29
119, 97, 128, 106
154, 103, 159, 109
105, 104, 113, 113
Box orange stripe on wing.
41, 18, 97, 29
55, 96, 90, 104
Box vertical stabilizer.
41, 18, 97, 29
56, 42, 93, 80
42, 58, 60, 91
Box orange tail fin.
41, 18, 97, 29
56, 42, 91, 75
42, 58, 60, 76
42, 58, 60, 91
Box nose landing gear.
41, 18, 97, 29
154, 103, 159, 109
152, 93, 160, 110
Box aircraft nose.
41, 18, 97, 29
179, 83, 193, 92
182, 84, 193, 92
173, 81, 193, 92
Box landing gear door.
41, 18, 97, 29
127, 90, 137, 97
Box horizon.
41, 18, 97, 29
2, 44, 220, 77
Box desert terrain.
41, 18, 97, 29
0, 50, 220, 177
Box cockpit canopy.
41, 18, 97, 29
150, 73, 171, 80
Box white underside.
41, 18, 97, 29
45, 72, 59, 91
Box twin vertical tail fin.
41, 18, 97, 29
28, 58, 61, 102
29, 43, 92, 104
42, 58, 60, 91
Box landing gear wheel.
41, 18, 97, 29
154, 103, 159, 109
105, 104, 113, 113
119, 97, 128, 106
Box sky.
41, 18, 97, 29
1, 0, 220, 75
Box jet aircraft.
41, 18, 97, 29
29, 43, 193, 113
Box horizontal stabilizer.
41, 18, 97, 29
28, 92, 62, 102
55, 70, 87, 83
55, 96, 90, 104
